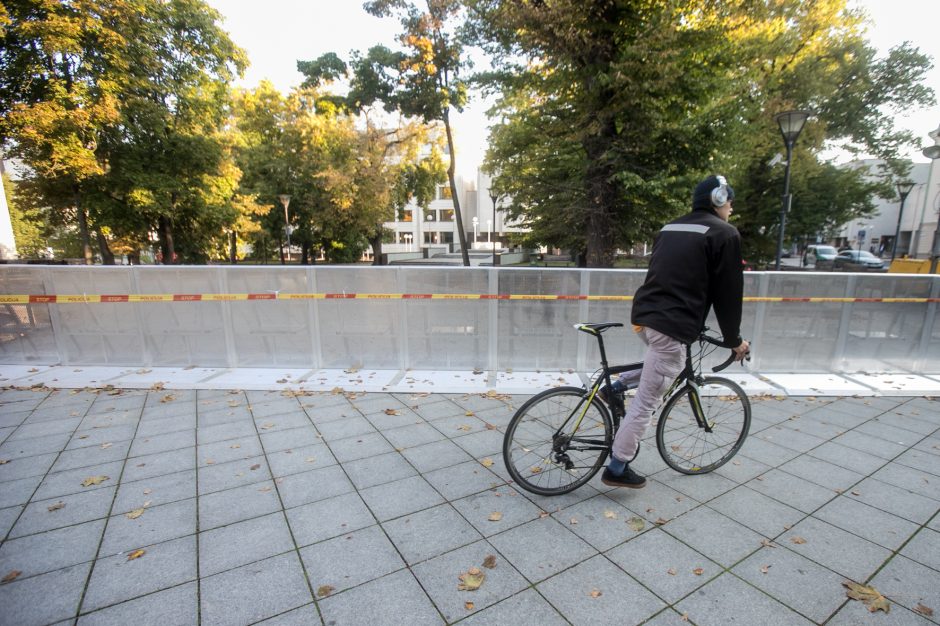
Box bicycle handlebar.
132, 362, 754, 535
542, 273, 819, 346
700, 333, 750, 373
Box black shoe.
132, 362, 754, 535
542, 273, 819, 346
601, 465, 647, 489
597, 382, 624, 408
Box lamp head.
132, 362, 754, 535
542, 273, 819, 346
278, 194, 291, 208
896, 181, 915, 200
775, 110, 810, 146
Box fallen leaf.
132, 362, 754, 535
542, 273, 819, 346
317, 585, 335, 598
258, 486, 271, 493
205, 459, 215, 465
465, 601, 475, 611
160, 394, 176, 403
2, 570, 22, 584
305, 457, 316, 464
628, 516, 645, 532
249, 464, 260, 470
692, 568, 704, 576
760, 565, 771, 574
458, 567, 485, 591
914, 603, 933, 617
47, 501, 65, 512
589, 589, 602, 598
126, 508, 145, 520
760, 539, 776, 548
230, 444, 241, 449
655, 517, 669, 526
680, 612, 689, 622
143, 489, 152, 495
81, 475, 109, 487
790, 536, 807, 545
384, 408, 401, 415
843, 581, 890, 613
260, 422, 275, 430
482, 555, 497, 569
480, 458, 494, 468
127, 549, 146, 561
569, 517, 578, 525
457, 425, 472, 432
100, 442, 112, 449
603, 510, 617, 520
488, 512, 503, 522
530, 466, 542, 474
485, 423, 497, 430
667, 568, 677, 576
465, 411, 475, 417
0, 459, 9, 465
538, 511, 550, 518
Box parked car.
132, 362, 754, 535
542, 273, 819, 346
803, 244, 838, 267
831, 250, 887, 272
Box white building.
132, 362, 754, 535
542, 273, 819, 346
0, 161, 18, 260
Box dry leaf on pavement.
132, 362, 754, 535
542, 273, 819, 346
0, 459, 9, 465
667, 568, 677, 576
482, 555, 497, 569
692, 568, 704, 576
760, 565, 771, 574
47, 502, 65, 512
126, 549, 146, 561
790, 536, 807, 545
384, 409, 401, 415
465, 601, 475, 610
480, 458, 494, 467
317, 585, 335, 598
628, 517, 645, 532
488, 512, 503, 522
458, 567, 485, 591
589, 589, 602, 598
603, 510, 617, 520
843, 581, 890, 613
126, 508, 145, 520
914, 604, 934, 617
81, 475, 109, 487
100, 443, 112, 449
2, 570, 22, 584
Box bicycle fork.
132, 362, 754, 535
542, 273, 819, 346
685, 380, 715, 433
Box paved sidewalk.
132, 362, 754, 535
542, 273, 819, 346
0, 386, 937, 625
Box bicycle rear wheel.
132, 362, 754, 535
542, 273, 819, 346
503, 387, 613, 496
656, 377, 750, 474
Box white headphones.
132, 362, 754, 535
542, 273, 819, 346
711, 175, 730, 207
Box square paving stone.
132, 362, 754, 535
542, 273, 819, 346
0, 518, 105, 579
128, 429, 195, 458
34, 460, 126, 501
900, 528, 940, 571
412, 539, 529, 622
606, 527, 719, 603
359, 474, 445, 521
733, 545, 850, 623
381, 422, 445, 450
302, 402, 357, 425
0, 452, 57, 482
814, 495, 920, 551
383, 503, 482, 565
609, 478, 701, 525
342, 451, 418, 490
400, 438, 473, 473
120, 447, 195, 483
1, 431, 73, 458
895, 448, 940, 476
0, 505, 23, 537
286, 491, 376, 547
276, 464, 354, 509
456, 588, 568, 626
0, 561, 90, 626
82, 534, 197, 613
782, 516, 892, 581
68, 426, 136, 451
745, 469, 838, 514
846, 477, 939, 524
0, 473, 43, 509
7, 417, 81, 441
714, 454, 774, 484
870, 555, 940, 617
754, 425, 826, 453
200, 511, 295, 577
10, 486, 117, 538
260, 425, 322, 453
100, 497, 196, 555
327, 431, 394, 463
449, 429, 504, 458
200, 552, 313, 626
300, 524, 405, 596
255, 412, 314, 434
552, 494, 640, 552
318, 569, 442, 625
265, 442, 336, 478
314, 415, 377, 441
778, 454, 865, 492
364, 407, 425, 431
197, 454, 271, 495
112, 469, 195, 515
856, 420, 928, 446
781, 415, 847, 439
131, 413, 196, 438
869, 413, 938, 436
662, 506, 763, 568
196, 418, 258, 445
248, 401, 305, 422
196, 435, 263, 467
198, 406, 254, 428
424, 460, 503, 501
537, 554, 666, 625
50, 440, 131, 474
871, 462, 940, 501
199, 479, 282, 530
407, 399, 465, 421
252, 603, 319, 624
737, 436, 802, 467
655, 470, 739, 503
827, 596, 935, 626
832, 430, 908, 460
807, 440, 889, 474
451, 486, 543, 537
675, 571, 814, 626
708, 485, 805, 538
487, 515, 596, 583
77, 581, 197, 626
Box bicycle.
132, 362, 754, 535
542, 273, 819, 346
502, 322, 751, 496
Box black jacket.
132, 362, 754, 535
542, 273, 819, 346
631, 208, 744, 346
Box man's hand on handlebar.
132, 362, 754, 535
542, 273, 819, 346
733, 339, 750, 362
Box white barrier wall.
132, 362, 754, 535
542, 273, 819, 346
1, 265, 938, 374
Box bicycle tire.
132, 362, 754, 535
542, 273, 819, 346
656, 377, 750, 474
503, 386, 613, 496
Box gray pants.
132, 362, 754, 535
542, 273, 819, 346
611, 327, 684, 462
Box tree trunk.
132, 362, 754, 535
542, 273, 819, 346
95, 226, 115, 265
442, 109, 471, 266
128, 250, 140, 265
158, 215, 176, 264
229, 231, 237, 264
581, 110, 619, 268
370, 232, 384, 266
301, 242, 310, 265
74, 189, 94, 265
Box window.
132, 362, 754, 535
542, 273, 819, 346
441, 232, 454, 244
440, 209, 454, 222
401, 209, 413, 223
437, 185, 452, 200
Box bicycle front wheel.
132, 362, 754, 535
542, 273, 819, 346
656, 377, 750, 474
503, 387, 613, 496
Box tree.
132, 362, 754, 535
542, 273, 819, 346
347, 0, 473, 265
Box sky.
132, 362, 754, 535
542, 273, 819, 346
205, 0, 940, 179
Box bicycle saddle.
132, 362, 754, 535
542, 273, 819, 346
574, 322, 624, 334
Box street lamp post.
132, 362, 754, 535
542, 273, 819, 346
925, 145, 940, 273
891, 181, 915, 262
471, 216, 479, 243
278, 194, 291, 264
488, 189, 500, 267
857, 224, 869, 256
774, 111, 810, 271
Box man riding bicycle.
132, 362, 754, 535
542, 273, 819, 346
600, 175, 750, 488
